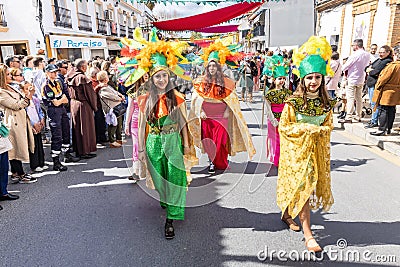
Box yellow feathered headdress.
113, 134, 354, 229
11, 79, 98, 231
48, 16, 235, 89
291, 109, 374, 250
117, 27, 191, 87
292, 36, 334, 78
201, 41, 243, 67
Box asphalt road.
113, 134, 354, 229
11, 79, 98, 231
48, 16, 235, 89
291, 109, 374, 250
1, 91, 399, 267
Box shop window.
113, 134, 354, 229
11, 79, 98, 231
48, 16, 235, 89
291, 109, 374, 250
0, 43, 28, 62
56, 48, 82, 61
91, 49, 104, 60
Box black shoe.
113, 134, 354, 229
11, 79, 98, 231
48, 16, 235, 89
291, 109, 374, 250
64, 153, 81, 163
208, 163, 215, 174
0, 193, 19, 201
165, 219, 175, 240
80, 153, 97, 159
370, 130, 386, 136
53, 156, 68, 171
364, 122, 378, 129
0, 205, 2, 211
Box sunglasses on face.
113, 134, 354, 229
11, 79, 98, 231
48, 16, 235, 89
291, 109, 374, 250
13, 74, 23, 77
13, 60, 20, 63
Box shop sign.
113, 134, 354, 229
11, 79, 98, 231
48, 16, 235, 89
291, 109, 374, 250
50, 35, 107, 49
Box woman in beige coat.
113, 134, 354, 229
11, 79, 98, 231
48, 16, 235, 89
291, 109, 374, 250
371, 46, 400, 136
0, 64, 36, 183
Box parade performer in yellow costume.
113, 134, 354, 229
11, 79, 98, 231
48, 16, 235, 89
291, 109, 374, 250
276, 36, 336, 252
119, 28, 198, 239
189, 41, 255, 173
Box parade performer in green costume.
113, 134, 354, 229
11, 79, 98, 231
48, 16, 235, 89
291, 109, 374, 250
120, 29, 198, 239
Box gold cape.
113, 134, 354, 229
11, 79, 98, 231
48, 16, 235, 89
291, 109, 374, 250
138, 90, 199, 189
276, 103, 334, 219
188, 77, 256, 159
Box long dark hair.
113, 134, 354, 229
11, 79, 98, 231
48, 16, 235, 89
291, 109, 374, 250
203, 61, 226, 97
292, 75, 331, 110
145, 72, 178, 124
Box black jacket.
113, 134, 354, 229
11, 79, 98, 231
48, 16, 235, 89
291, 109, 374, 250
366, 57, 393, 87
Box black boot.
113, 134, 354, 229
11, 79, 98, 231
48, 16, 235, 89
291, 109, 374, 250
165, 219, 175, 239
53, 156, 68, 171
64, 152, 80, 163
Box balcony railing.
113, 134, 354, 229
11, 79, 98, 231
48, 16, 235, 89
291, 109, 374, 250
110, 22, 118, 36
119, 24, 126, 37
253, 24, 265, 37
0, 4, 7, 27
128, 27, 134, 39
96, 17, 107, 35
53, 5, 72, 28
78, 13, 92, 32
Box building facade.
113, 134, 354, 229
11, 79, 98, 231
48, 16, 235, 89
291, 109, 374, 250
239, 0, 315, 52
0, 0, 153, 63
316, 0, 400, 58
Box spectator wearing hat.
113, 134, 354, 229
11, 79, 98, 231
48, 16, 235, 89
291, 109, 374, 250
42, 64, 71, 171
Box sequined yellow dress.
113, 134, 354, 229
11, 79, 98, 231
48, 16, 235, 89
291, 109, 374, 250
276, 96, 335, 219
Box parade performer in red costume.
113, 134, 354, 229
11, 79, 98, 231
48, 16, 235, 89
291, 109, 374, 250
189, 42, 255, 173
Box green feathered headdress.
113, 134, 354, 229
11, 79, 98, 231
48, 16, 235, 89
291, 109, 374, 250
292, 36, 334, 78
262, 55, 289, 78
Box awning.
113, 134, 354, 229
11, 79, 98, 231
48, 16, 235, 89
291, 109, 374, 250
153, 2, 262, 31
194, 25, 239, 33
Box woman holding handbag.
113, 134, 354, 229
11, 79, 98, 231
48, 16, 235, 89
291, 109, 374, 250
0, 110, 19, 208
0, 64, 37, 184
96, 70, 125, 148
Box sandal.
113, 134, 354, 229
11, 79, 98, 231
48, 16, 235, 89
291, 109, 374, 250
282, 216, 301, 232
128, 173, 140, 182
305, 236, 322, 252
165, 219, 175, 240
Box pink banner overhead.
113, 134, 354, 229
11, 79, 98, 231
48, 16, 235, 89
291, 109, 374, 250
153, 2, 263, 31
194, 25, 239, 33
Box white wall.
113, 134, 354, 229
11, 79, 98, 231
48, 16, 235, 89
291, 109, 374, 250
319, 7, 342, 39
370, 0, 391, 47
0, 0, 42, 54
263, 0, 314, 47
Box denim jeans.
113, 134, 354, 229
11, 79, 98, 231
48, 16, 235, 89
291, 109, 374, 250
368, 86, 379, 124
0, 151, 9, 195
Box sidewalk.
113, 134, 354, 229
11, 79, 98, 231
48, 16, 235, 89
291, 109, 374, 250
333, 106, 400, 157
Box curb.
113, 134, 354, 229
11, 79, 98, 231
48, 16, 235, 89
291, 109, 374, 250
334, 118, 400, 157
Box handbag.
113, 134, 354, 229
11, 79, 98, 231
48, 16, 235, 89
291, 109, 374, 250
112, 102, 127, 118
0, 122, 9, 138
100, 97, 126, 118
0, 136, 13, 154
